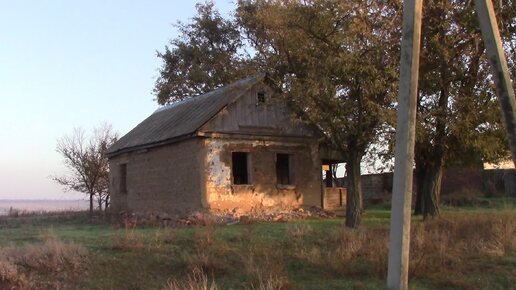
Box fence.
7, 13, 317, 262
337, 168, 516, 199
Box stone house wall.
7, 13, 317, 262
108, 138, 205, 216
109, 136, 324, 216
204, 137, 322, 213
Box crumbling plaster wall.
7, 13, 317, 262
204, 137, 322, 213
109, 138, 205, 216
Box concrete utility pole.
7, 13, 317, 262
387, 0, 423, 289
387, 0, 515, 289
474, 0, 516, 165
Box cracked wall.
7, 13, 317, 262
204, 137, 322, 213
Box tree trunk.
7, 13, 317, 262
89, 193, 94, 217
104, 193, 110, 210
98, 196, 103, 212
345, 151, 363, 228
420, 163, 443, 219
414, 166, 425, 215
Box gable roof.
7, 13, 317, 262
106, 75, 265, 157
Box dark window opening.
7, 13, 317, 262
232, 152, 249, 184
325, 168, 333, 187
119, 163, 127, 194
276, 153, 291, 185
257, 92, 266, 103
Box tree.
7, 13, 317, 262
236, 0, 401, 227
154, 2, 256, 104
53, 124, 118, 216
413, 0, 514, 218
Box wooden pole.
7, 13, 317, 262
475, 0, 516, 165
387, 0, 423, 289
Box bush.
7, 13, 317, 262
0, 260, 30, 290
0, 233, 88, 289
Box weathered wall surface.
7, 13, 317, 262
108, 81, 327, 217
201, 83, 317, 138
323, 187, 346, 214
337, 167, 516, 199
204, 137, 322, 213
109, 138, 205, 216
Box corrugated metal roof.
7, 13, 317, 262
106, 75, 264, 156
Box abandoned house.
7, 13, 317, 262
106, 75, 346, 216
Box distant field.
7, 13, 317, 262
0, 199, 89, 215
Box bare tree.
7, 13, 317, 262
53, 124, 118, 216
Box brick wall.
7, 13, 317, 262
109, 138, 205, 216
323, 187, 346, 214
337, 173, 393, 199
338, 167, 516, 198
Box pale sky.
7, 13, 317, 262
0, 0, 235, 200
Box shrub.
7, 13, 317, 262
0, 260, 30, 290
0, 234, 88, 289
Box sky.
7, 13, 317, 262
0, 0, 235, 200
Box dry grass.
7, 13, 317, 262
238, 225, 290, 289
111, 224, 176, 252
409, 211, 516, 288
285, 211, 515, 288
289, 224, 389, 278
160, 210, 516, 289
164, 267, 218, 290
111, 224, 145, 251
3, 208, 511, 289
171, 224, 290, 290
0, 259, 30, 290
0, 230, 88, 289
147, 226, 175, 251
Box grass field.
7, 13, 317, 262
0, 198, 514, 290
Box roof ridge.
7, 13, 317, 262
154, 74, 264, 114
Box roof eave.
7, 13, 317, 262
105, 133, 197, 159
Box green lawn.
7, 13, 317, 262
0, 199, 515, 290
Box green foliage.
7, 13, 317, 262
238, 0, 402, 228
237, 0, 400, 155
416, 0, 510, 167
414, 0, 515, 217
154, 2, 256, 104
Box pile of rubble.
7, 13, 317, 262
176, 206, 336, 227
117, 206, 336, 227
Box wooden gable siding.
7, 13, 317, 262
200, 83, 315, 138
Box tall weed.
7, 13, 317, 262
164, 267, 217, 290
